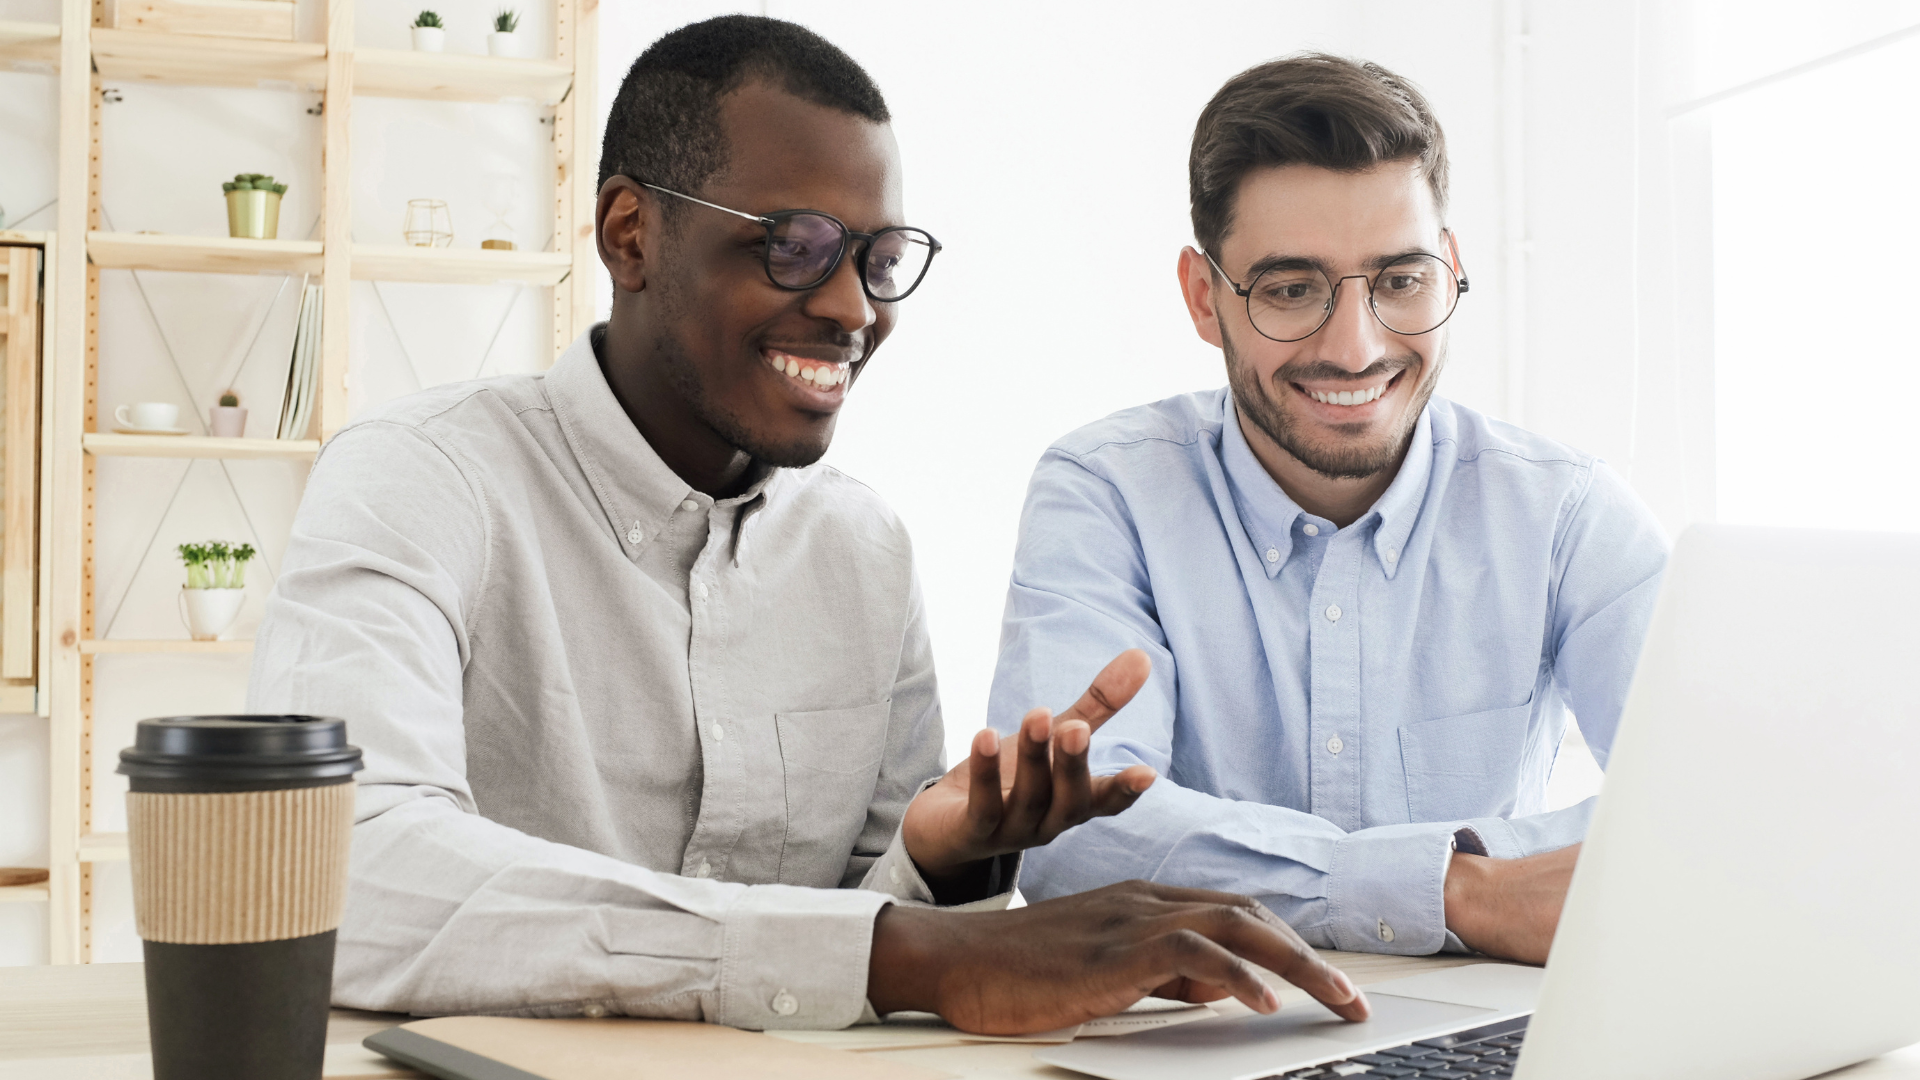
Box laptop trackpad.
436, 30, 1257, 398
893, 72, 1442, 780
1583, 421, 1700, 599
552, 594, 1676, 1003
1036, 993, 1496, 1080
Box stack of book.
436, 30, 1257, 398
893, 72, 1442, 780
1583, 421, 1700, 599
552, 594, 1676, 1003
276, 280, 321, 440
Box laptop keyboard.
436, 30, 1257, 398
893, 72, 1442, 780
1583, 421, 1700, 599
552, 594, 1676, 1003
1260, 1014, 1531, 1079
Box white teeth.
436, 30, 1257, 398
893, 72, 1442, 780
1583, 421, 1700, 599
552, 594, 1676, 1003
766, 351, 849, 390
1312, 384, 1386, 406
784, 358, 799, 376
801, 367, 818, 383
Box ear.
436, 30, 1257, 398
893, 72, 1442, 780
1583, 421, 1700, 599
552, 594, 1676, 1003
1176, 246, 1226, 349
596, 176, 653, 295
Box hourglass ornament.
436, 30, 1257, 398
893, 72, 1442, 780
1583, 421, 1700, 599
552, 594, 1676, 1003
402, 198, 453, 248
480, 174, 519, 252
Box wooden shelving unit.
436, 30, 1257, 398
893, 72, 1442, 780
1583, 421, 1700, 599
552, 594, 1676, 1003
83, 433, 320, 460
39, 0, 601, 963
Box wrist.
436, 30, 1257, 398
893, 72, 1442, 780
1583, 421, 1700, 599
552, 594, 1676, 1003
867, 905, 946, 1015
1443, 850, 1494, 946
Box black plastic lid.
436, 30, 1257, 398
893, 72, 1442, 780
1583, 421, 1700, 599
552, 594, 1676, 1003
118, 716, 363, 793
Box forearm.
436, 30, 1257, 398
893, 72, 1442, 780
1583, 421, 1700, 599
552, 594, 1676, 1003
336, 794, 890, 1028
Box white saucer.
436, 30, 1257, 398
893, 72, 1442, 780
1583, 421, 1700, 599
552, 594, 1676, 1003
111, 425, 191, 436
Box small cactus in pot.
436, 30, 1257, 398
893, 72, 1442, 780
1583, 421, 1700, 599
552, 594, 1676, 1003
209, 389, 247, 438
224, 174, 286, 240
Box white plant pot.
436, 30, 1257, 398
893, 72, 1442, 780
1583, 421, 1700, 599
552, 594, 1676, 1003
411, 26, 445, 52
179, 588, 245, 642
486, 30, 521, 58
209, 405, 248, 438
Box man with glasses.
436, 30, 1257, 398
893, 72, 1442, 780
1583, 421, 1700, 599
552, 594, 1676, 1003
989, 54, 1669, 964
248, 17, 1368, 1033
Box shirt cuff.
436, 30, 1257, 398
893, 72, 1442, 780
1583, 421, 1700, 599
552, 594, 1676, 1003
717, 884, 893, 1029
1324, 821, 1460, 954
860, 780, 1023, 910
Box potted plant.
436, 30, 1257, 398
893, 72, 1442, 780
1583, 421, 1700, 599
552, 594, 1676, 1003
177, 541, 256, 641
209, 390, 246, 438
487, 8, 521, 57
410, 10, 445, 52
223, 174, 285, 240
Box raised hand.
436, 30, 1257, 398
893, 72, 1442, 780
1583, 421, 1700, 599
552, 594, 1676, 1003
868, 881, 1371, 1034
901, 649, 1160, 888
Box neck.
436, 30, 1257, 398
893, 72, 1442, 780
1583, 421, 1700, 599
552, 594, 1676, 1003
598, 312, 758, 498
1238, 410, 1406, 529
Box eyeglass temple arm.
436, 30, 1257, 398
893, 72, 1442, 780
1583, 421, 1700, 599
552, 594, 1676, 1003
1445, 229, 1471, 294
639, 182, 772, 226
1200, 250, 1251, 296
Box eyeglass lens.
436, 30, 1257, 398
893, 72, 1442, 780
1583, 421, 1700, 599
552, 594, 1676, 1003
767, 214, 937, 301
1245, 253, 1458, 341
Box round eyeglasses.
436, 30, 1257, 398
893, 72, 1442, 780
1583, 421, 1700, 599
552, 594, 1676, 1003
1203, 230, 1470, 342
641, 182, 941, 303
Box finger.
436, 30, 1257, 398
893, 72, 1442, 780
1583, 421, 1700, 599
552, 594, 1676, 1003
965, 729, 1004, 838
1055, 649, 1151, 732
1083, 765, 1157, 819
1176, 904, 1369, 1022
1038, 719, 1094, 836
1000, 708, 1055, 836
1139, 929, 1281, 1016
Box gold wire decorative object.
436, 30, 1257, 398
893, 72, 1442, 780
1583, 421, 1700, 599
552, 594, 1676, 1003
402, 199, 454, 248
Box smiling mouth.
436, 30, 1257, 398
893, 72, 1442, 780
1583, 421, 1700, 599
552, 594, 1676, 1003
763, 348, 851, 390
1297, 370, 1403, 407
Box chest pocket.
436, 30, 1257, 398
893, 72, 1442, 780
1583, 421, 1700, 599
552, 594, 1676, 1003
1398, 700, 1534, 822
775, 701, 891, 883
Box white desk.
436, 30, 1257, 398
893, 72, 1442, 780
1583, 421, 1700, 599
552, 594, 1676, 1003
1, 954, 1913, 1078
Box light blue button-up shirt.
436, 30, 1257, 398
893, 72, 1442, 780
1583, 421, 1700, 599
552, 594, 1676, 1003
988, 388, 1668, 954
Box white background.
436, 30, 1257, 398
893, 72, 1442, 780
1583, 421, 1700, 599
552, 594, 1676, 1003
2, 0, 1914, 964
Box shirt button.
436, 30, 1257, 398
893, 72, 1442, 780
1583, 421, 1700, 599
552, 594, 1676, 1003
1303, 523, 1320, 537
694, 581, 709, 602
696, 860, 711, 878
771, 990, 800, 1017
1378, 919, 1395, 943
680, 499, 699, 512
1325, 604, 1342, 622
581, 1002, 607, 1019
1384, 548, 1399, 564
888, 865, 903, 886
625, 527, 643, 545
1327, 735, 1343, 755
711, 722, 725, 741
1265, 548, 1280, 563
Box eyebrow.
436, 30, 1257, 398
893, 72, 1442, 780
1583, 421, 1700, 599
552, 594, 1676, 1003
1242, 248, 1438, 278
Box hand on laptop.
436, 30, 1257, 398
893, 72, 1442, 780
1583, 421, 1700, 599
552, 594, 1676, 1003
1443, 842, 1582, 964
901, 649, 1160, 892
868, 880, 1370, 1034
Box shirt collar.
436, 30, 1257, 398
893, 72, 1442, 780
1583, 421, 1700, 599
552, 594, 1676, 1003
1218, 394, 1434, 580
545, 325, 777, 557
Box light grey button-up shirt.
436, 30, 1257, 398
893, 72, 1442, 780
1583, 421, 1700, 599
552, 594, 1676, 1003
247, 327, 1011, 1030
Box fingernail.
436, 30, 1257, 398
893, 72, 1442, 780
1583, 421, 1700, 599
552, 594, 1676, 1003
1261, 986, 1280, 1013
1335, 971, 1357, 1001
1130, 769, 1157, 793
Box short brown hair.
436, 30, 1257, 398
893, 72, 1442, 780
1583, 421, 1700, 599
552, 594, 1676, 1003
1189, 53, 1448, 254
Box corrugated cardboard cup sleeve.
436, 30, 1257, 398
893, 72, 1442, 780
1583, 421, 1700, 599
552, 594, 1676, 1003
127, 783, 354, 945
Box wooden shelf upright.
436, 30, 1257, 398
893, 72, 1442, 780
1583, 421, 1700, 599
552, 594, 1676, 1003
40, 0, 600, 964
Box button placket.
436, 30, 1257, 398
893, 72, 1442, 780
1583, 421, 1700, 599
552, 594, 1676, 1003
1306, 531, 1363, 828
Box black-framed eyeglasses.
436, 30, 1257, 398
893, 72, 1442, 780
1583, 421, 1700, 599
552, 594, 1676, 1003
641, 182, 941, 303
1203, 230, 1470, 342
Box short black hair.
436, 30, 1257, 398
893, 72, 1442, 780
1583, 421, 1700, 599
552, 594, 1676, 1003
1190, 53, 1447, 255
599, 15, 890, 212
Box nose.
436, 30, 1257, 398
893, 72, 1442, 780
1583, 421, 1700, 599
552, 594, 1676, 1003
802, 244, 877, 334
1311, 275, 1387, 374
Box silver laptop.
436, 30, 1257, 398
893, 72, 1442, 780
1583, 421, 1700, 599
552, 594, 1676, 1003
1040, 524, 1920, 1080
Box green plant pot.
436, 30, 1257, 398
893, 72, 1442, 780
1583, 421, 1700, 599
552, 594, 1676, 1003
225, 189, 283, 240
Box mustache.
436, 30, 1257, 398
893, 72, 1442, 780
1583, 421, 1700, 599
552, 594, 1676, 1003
1270, 358, 1412, 385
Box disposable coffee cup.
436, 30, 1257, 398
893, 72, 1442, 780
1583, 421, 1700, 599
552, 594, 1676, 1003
117, 716, 363, 1080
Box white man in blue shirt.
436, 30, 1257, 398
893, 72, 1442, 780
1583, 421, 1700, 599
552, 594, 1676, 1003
988, 54, 1668, 964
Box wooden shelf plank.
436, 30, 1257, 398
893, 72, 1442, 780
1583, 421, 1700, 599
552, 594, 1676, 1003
80, 639, 254, 654
85, 433, 320, 460
92, 27, 326, 91
0, 884, 50, 903
354, 47, 571, 103
0, 20, 59, 67
352, 243, 571, 285
78, 834, 129, 863
89, 231, 322, 276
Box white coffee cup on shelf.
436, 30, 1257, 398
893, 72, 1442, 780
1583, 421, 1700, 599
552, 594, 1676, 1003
115, 402, 179, 431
